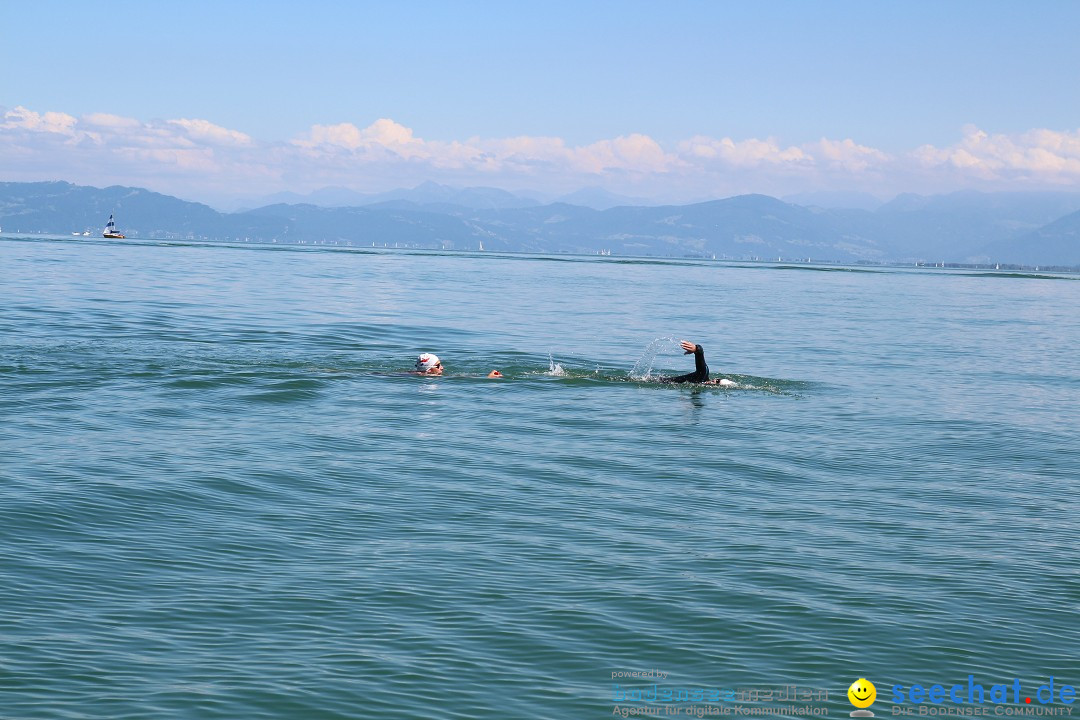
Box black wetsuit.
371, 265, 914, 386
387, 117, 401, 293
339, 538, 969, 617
663, 344, 709, 383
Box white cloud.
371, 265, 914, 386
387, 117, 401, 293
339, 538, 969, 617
913, 124, 1080, 181
81, 113, 141, 130
293, 122, 678, 177
574, 133, 675, 173
167, 118, 253, 147
294, 118, 425, 157
2, 106, 78, 135
3, 106, 1080, 202
678, 135, 810, 168
811, 138, 890, 172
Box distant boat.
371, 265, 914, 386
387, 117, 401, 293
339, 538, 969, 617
478, 240, 484, 251
103, 214, 125, 239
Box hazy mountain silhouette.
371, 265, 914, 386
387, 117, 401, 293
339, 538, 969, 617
3, 181, 1079, 265
233, 182, 539, 212
874, 190, 1080, 262
0, 181, 221, 237
982, 208, 1080, 265
553, 186, 656, 210
782, 190, 886, 211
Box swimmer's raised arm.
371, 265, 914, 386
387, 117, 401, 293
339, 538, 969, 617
662, 340, 709, 383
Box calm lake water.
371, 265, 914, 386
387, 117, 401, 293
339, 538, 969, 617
2, 235, 1078, 719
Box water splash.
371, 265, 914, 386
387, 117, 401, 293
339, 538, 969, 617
546, 353, 567, 376
628, 336, 679, 380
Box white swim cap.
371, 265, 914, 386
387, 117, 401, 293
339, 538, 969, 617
415, 353, 441, 371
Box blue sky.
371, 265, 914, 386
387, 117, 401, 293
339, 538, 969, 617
3, 1, 1080, 205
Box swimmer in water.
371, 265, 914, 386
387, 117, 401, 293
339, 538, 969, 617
413, 352, 503, 378
662, 340, 733, 385
414, 352, 443, 375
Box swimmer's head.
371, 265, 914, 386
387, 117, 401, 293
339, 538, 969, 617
415, 353, 442, 375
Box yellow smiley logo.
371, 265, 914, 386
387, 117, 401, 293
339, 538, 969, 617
848, 678, 877, 709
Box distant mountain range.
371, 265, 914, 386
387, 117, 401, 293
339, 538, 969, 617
3, 180, 1080, 266
225, 182, 654, 212
780, 190, 885, 211
232, 182, 541, 212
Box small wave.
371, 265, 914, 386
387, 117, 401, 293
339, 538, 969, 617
769, 264, 884, 273
964, 272, 1075, 280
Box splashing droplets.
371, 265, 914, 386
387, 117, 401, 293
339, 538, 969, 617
628, 336, 680, 380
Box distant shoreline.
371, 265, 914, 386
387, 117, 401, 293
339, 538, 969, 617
4, 232, 1078, 275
